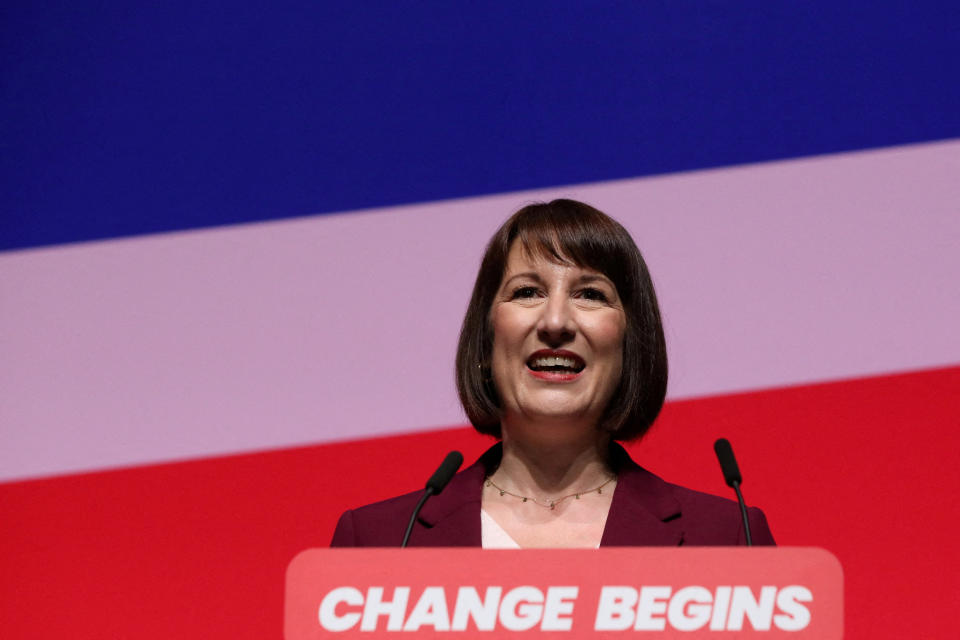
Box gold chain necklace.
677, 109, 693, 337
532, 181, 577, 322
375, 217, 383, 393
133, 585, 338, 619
484, 475, 616, 510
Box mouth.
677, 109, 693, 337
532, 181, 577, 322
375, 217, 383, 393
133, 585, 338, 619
526, 350, 586, 376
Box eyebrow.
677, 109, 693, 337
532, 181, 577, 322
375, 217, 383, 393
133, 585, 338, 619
577, 273, 615, 286
500, 271, 615, 289
501, 271, 543, 287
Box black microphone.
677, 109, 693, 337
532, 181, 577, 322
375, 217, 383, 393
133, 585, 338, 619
401, 451, 463, 547
426, 451, 463, 495
713, 438, 752, 546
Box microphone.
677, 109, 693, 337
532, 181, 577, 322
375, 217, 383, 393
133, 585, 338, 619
426, 451, 463, 495
401, 451, 464, 547
713, 438, 753, 546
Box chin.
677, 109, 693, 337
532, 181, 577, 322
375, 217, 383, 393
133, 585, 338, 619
519, 404, 602, 427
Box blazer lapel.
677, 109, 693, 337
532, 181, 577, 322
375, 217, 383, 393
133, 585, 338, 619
414, 447, 497, 547
601, 445, 684, 547
413, 443, 684, 547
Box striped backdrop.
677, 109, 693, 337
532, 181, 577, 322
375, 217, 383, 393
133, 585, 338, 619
2, 3, 959, 638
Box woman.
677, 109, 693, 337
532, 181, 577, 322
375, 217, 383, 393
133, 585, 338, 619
331, 199, 774, 547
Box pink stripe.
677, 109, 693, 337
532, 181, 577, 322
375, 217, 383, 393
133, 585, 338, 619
2, 139, 959, 480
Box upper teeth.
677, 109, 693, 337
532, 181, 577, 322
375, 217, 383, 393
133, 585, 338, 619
532, 356, 579, 368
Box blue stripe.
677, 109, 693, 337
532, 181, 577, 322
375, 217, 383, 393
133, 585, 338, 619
3, 1, 959, 250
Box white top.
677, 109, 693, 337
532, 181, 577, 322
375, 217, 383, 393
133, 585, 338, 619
480, 509, 521, 548
480, 508, 604, 549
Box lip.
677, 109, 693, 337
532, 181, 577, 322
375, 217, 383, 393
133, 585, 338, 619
526, 349, 586, 382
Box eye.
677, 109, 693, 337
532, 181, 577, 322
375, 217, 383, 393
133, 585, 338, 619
579, 287, 609, 302
510, 286, 539, 299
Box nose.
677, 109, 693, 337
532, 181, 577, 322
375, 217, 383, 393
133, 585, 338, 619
536, 295, 576, 345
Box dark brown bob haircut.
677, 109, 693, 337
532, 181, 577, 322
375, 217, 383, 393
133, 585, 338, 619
455, 199, 668, 441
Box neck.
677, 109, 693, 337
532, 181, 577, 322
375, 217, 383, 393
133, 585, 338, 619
494, 420, 613, 497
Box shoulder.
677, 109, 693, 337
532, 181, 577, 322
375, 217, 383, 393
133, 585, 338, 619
330, 489, 426, 547
659, 477, 775, 546
330, 445, 497, 548
612, 445, 775, 546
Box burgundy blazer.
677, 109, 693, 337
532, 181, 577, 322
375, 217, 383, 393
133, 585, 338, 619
330, 444, 775, 547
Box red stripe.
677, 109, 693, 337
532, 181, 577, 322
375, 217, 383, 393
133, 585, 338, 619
2, 365, 957, 638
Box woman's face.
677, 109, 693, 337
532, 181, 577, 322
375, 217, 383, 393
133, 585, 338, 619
489, 242, 627, 430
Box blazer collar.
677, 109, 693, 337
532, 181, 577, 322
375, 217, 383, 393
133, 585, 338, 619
418, 443, 684, 547
415, 445, 497, 546
600, 443, 684, 546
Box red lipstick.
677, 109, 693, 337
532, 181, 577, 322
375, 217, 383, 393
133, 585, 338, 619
525, 349, 586, 382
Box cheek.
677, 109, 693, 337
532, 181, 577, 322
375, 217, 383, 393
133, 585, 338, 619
489, 306, 526, 353
488, 313, 514, 379
591, 314, 627, 353
593, 315, 627, 385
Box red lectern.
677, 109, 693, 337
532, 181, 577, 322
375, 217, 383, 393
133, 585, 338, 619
286, 547, 842, 638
